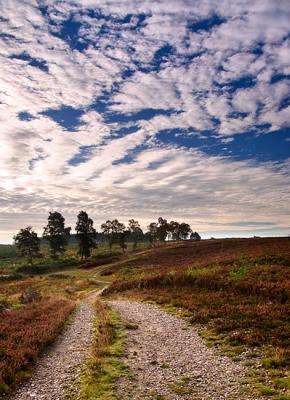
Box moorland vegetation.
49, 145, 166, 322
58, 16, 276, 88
0, 212, 289, 399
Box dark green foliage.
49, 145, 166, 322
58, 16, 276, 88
43, 211, 71, 258
119, 230, 130, 252
14, 227, 40, 264
178, 222, 192, 240
147, 218, 193, 242
101, 219, 126, 251
169, 221, 192, 240
168, 220, 179, 240
75, 211, 96, 259
128, 219, 143, 249
147, 222, 158, 244
157, 217, 169, 241
190, 231, 201, 241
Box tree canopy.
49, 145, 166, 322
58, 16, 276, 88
43, 211, 71, 258
75, 211, 96, 259
101, 219, 126, 251
14, 226, 40, 264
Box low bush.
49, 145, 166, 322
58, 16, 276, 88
19, 288, 42, 304
0, 297, 75, 393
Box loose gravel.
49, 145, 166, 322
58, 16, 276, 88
110, 300, 257, 400
9, 294, 257, 400
9, 292, 101, 400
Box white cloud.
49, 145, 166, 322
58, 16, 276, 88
0, 0, 290, 240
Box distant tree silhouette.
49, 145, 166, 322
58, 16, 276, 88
119, 230, 130, 252
147, 222, 158, 245
190, 231, 201, 241
101, 219, 126, 251
168, 221, 180, 240
178, 223, 192, 240
167, 221, 192, 240
75, 211, 96, 259
14, 227, 40, 264
43, 211, 71, 258
128, 219, 143, 249
157, 217, 169, 241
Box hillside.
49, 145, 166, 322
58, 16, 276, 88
103, 238, 290, 346
1, 237, 289, 399
101, 237, 290, 399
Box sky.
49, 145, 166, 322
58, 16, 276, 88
0, 0, 290, 243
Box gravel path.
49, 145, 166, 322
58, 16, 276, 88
10, 289, 105, 400
110, 300, 257, 400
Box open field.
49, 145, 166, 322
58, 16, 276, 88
0, 237, 289, 398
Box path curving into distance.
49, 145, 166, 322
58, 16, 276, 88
9, 293, 257, 400
110, 300, 258, 400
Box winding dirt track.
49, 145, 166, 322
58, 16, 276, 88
110, 300, 257, 400
10, 294, 257, 400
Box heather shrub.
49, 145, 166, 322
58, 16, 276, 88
0, 297, 75, 392
19, 288, 42, 304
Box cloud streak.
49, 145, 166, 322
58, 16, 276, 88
0, 0, 289, 241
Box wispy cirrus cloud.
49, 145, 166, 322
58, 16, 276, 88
0, 0, 290, 241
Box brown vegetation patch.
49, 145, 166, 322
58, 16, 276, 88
103, 238, 290, 356
104, 237, 290, 276
0, 297, 75, 393
78, 255, 121, 269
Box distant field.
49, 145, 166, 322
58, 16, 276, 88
0, 244, 17, 259
0, 241, 150, 275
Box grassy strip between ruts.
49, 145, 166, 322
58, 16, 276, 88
71, 300, 129, 400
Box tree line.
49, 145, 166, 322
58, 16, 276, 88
14, 211, 201, 263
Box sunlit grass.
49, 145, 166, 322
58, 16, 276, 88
73, 301, 130, 400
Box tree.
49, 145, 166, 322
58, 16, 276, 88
128, 219, 143, 250
75, 211, 96, 259
190, 231, 201, 241
43, 211, 71, 258
14, 227, 40, 264
101, 219, 126, 251
178, 223, 192, 240
119, 230, 130, 253
147, 222, 158, 245
168, 220, 180, 240
157, 217, 169, 241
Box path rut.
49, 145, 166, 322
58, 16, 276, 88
110, 300, 257, 400
10, 289, 105, 400
9, 294, 257, 400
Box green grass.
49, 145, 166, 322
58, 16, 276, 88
72, 301, 130, 399
262, 356, 289, 369
0, 244, 17, 258
0, 241, 151, 276
168, 377, 192, 395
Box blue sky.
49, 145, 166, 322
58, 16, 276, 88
0, 0, 290, 243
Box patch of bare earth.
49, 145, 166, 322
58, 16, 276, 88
110, 300, 258, 400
